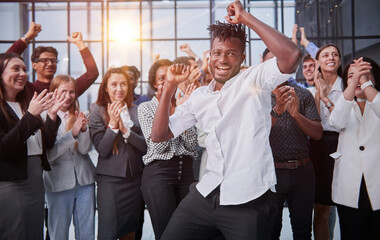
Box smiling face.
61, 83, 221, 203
209, 37, 245, 89
317, 46, 341, 74
32, 52, 57, 81
302, 59, 315, 83
57, 82, 76, 112
106, 73, 129, 102
1, 57, 27, 101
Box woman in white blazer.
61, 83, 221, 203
329, 57, 380, 239
44, 75, 96, 240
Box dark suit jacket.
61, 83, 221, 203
0, 103, 60, 181
89, 103, 147, 178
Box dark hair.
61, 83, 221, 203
262, 48, 270, 61
120, 65, 140, 80
315, 44, 342, 77
173, 56, 196, 66
302, 54, 314, 63
208, 21, 246, 53
342, 57, 380, 91
148, 59, 173, 91
0, 53, 29, 122
31, 46, 58, 62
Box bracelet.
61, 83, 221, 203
107, 123, 118, 130
325, 101, 334, 109
270, 107, 282, 118
361, 81, 374, 91
21, 35, 31, 44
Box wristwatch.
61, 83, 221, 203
271, 107, 282, 118
326, 101, 334, 109
21, 35, 31, 44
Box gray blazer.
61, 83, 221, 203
89, 103, 146, 178
43, 114, 95, 192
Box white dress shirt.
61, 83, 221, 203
169, 58, 293, 205
329, 93, 380, 210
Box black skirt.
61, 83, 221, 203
96, 171, 143, 240
310, 131, 339, 205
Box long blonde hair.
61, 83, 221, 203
49, 75, 79, 132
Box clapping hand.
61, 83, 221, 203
72, 111, 87, 138
28, 89, 54, 117
47, 89, 66, 121
107, 101, 123, 128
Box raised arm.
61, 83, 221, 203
6, 22, 42, 55
225, 0, 302, 73
151, 64, 190, 142
68, 32, 99, 96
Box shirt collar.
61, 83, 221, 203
207, 72, 242, 93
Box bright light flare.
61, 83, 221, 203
109, 22, 139, 43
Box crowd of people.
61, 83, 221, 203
1, 1, 380, 240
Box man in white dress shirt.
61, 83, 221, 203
151, 1, 302, 239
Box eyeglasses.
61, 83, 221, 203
35, 58, 59, 64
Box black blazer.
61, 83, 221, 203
0, 102, 60, 181
89, 103, 147, 178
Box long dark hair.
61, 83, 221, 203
315, 44, 343, 78
0, 53, 29, 122
342, 57, 380, 91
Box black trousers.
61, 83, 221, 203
271, 163, 315, 240
161, 183, 274, 240
141, 155, 194, 240
337, 176, 380, 240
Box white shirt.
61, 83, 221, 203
169, 58, 293, 205
329, 93, 380, 210
308, 76, 343, 131
7, 101, 42, 156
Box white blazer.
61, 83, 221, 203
43, 111, 95, 192
329, 93, 380, 210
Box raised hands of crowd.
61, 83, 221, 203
201, 50, 210, 73
188, 65, 202, 87
292, 24, 298, 45
23, 22, 42, 43
299, 27, 310, 48
176, 83, 197, 106
68, 32, 86, 51
225, 0, 246, 25
71, 111, 88, 138
179, 43, 194, 56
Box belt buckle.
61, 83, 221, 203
287, 160, 298, 169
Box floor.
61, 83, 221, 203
65, 151, 341, 239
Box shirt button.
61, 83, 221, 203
359, 146, 365, 151
179, 161, 183, 164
